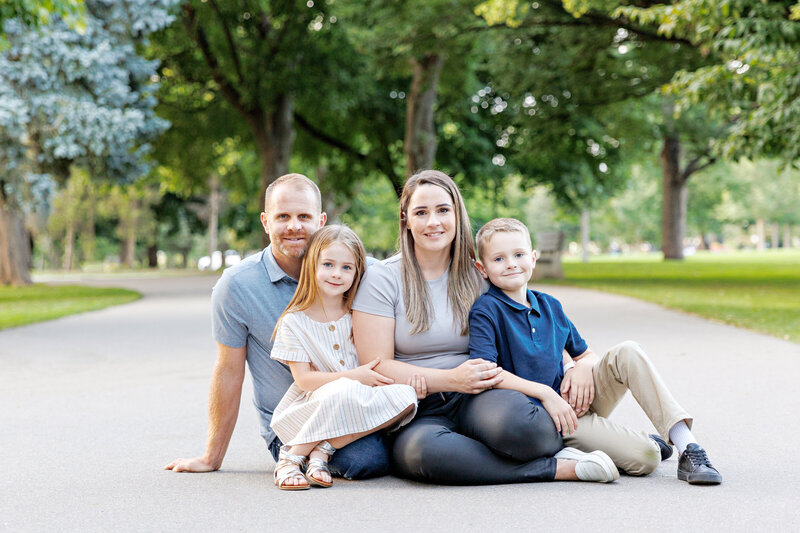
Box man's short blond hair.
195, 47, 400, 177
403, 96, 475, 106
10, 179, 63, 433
264, 173, 322, 215
475, 218, 532, 261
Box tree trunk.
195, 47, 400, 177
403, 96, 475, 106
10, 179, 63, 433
698, 231, 711, 251
580, 208, 590, 263
125, 229, 136, 268
119, 238, 129, 266
0, 198, 33, 286
252, 94, 295, 246
317, 165, 343, 222
179, 246, 191, 269
63, 222, 75, 271
784, 225, 792, 249
208, 172, 219, 256
404, 54, 443, 178
771, 222, 779, 250
660, 131, 688, 260
755, 219, 766, 251
81, 196, 96, 263
147, 245, 158, 268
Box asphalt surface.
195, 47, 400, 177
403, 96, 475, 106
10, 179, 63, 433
2, 273, 798, 532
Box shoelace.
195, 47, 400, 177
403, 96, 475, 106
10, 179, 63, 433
685, 446, 712, 466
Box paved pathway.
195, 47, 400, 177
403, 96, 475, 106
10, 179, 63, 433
1, 274, 798, 532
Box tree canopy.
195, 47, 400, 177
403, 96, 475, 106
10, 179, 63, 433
0, 0, 174, 284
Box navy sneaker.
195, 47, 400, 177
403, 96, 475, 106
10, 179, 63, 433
649, 434, 673, 461
677, 443, 722, 485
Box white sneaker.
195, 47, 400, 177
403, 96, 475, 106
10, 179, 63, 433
555, 447, 620, 482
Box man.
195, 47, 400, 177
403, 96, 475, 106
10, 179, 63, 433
165, 173, 390, 479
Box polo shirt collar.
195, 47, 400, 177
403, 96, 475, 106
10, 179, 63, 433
262, 245, 295, 283
487, 284, 541, 316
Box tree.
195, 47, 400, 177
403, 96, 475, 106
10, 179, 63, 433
153, 0, 378, 223
726, 159, 800, 250
606, 1, 800, 163
343, 1, 476, 178
471, 0, 727, 259
0, 0, 83, 39
48, 167, 97, 270
98, 182, 161, 267
0, 0, 173, 284
563, 1, 800, 257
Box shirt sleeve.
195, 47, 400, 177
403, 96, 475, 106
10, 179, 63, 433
270, 315, 311, 363
211, 273, 249, 348
563, 311, 588, 358
468, 306, 500, 363
352, 261, 398, 319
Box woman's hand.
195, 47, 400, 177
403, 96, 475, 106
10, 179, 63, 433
348, 358, 395, 387
541, 389, 578, 436
450, 359, 504, 394
407, 373, 428, 399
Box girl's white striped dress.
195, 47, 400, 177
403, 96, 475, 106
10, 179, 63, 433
270, 311, 418, 446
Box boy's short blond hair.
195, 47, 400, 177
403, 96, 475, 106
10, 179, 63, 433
476, 218, 532, 261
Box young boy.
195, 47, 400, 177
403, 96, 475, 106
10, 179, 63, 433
468, 218, 722, 485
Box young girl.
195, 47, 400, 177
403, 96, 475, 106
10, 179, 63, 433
270, 225, 419, 490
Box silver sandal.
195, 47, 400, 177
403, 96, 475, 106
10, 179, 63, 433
274, 445, 309, 491
304, 441, 336, 488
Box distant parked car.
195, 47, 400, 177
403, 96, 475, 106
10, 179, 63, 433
198, 250, 241, 271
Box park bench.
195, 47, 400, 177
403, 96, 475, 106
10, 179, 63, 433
533, 230, 565, 280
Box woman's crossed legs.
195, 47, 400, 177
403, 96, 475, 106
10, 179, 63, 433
392, 389, 562, 485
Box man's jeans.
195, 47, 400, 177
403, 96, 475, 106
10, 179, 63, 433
268, 433, 390, 480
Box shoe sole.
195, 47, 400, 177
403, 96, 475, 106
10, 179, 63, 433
277, 484, 310, 491
556, 447, 620, 482
678, 469, 722, 485
304, 473, 333, 488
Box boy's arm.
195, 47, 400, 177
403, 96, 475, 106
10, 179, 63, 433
470, 308, 577, 435
467, 308, 500, 362
562, 350, 573, 369
561, 348, 600, 416
496, 371, 578, 436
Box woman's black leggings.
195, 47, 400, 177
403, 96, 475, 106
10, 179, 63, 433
391, 389, 562, 485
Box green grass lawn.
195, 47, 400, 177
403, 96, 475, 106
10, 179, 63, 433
0, 284, 141, 330
539, 250, 800, 344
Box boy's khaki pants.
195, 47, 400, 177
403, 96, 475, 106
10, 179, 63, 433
562, 341, 692, 475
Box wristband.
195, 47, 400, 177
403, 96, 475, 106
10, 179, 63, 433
563, 360, 576, 373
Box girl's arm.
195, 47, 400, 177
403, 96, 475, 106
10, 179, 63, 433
287, 358, 395, 392
351, 310, 503, 394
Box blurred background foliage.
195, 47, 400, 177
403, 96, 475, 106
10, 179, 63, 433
2, 0, 800, 284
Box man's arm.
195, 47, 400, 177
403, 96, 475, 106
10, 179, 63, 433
164, 343, 246, 472
351, 310, 502, 394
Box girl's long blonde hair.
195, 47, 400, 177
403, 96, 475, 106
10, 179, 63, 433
398, 170, 482, 336
272, 225, 367, 340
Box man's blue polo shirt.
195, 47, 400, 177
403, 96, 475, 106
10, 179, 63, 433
468, 284, 588, 403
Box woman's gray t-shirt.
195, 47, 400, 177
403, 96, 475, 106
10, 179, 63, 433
352, 255, 470, 370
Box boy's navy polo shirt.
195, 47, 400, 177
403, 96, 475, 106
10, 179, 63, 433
468, 284, 588, 403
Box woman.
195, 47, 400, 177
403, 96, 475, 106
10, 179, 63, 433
352, 170, 613, 484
